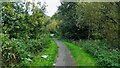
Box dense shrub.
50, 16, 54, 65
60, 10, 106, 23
1, 2, 51, 67
1, 33, 50, 67
73, 40, 120, 67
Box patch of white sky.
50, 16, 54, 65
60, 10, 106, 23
26, 0, 61, 17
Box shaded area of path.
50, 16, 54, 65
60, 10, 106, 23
53, 38, 76, 67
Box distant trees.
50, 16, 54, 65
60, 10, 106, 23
54, 2, 79, 40
53, 2, 120, 48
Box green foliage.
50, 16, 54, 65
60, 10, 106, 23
1, 33, 50, 67
1, 2, 52, 67
46, 19, 59, 34
54, 2, 120, 66
62, 40, 97, 66
56, 2, 80, 40
74, 40, 120, 67
2, 2, 49, 39
29, 39, 58, 66
54, 2, 119, 48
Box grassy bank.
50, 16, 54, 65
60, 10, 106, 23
74, 40, 120, 67
62, 40, 97, 66
29, 39, 58, 66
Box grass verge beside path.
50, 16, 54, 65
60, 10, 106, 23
62, 40, 97, 66
29, 39, 58, 67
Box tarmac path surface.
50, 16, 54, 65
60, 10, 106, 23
53, 38, 76, 67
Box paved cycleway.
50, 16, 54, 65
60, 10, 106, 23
53, 38, 76, 67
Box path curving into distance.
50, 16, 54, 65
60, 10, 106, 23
53, 38, 76, 67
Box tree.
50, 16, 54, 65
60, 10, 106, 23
54, 2, 120, 48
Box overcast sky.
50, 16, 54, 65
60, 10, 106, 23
44, 0, 61, 17
27, 0, 61, 17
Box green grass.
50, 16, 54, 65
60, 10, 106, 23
75, 40, 120, 66
62, 40, 97, 66
29, 39, 58, 66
